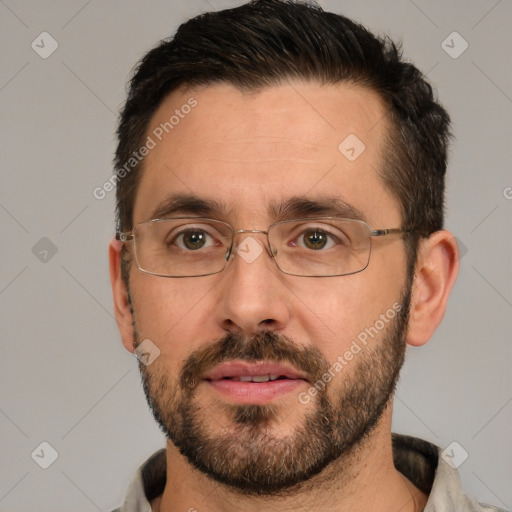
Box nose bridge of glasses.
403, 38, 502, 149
234, 228, 268, 236
230, 228, 275, 258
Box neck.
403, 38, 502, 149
153, 408, 428, 512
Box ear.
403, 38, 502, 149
406, 230, 459, 347
109, 238, 136, 353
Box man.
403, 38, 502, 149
109, 1, 503, 511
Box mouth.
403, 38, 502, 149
202, 361, 310, 404
217, 375, 291, 382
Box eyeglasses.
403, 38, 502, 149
116, 217, 408, 278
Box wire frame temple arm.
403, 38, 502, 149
370, 228, 409, 237
115, 232, 134, 242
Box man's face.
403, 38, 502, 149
126, 82, 410, 493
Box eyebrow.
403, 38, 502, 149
269, 196, 366, 223
148, 193, 366, 223
149, 193, 226, 220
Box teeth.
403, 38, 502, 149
230, 374, 285, 382
251, 375, 270, 382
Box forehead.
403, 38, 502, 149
133, 81, 400, 228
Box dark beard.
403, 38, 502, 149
137, 287, 410, 496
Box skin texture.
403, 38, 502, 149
110, 81, 459, 512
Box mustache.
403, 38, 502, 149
179, 330, 330, 391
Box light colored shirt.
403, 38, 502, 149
111, 434, 506, 512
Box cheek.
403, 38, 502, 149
129, 276, 216, 356
289, 264, 405, 364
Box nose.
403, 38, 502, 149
213, 231, 291, 336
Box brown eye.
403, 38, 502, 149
180, 230, 209, 250
302, 230, 329, 250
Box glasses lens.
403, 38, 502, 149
134, 218, 233, 277
269, 218, 371, 276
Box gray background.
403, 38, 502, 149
1, 0, 511, 510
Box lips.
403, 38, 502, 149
202, 361, 309, 404
203, 361, 309, 383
